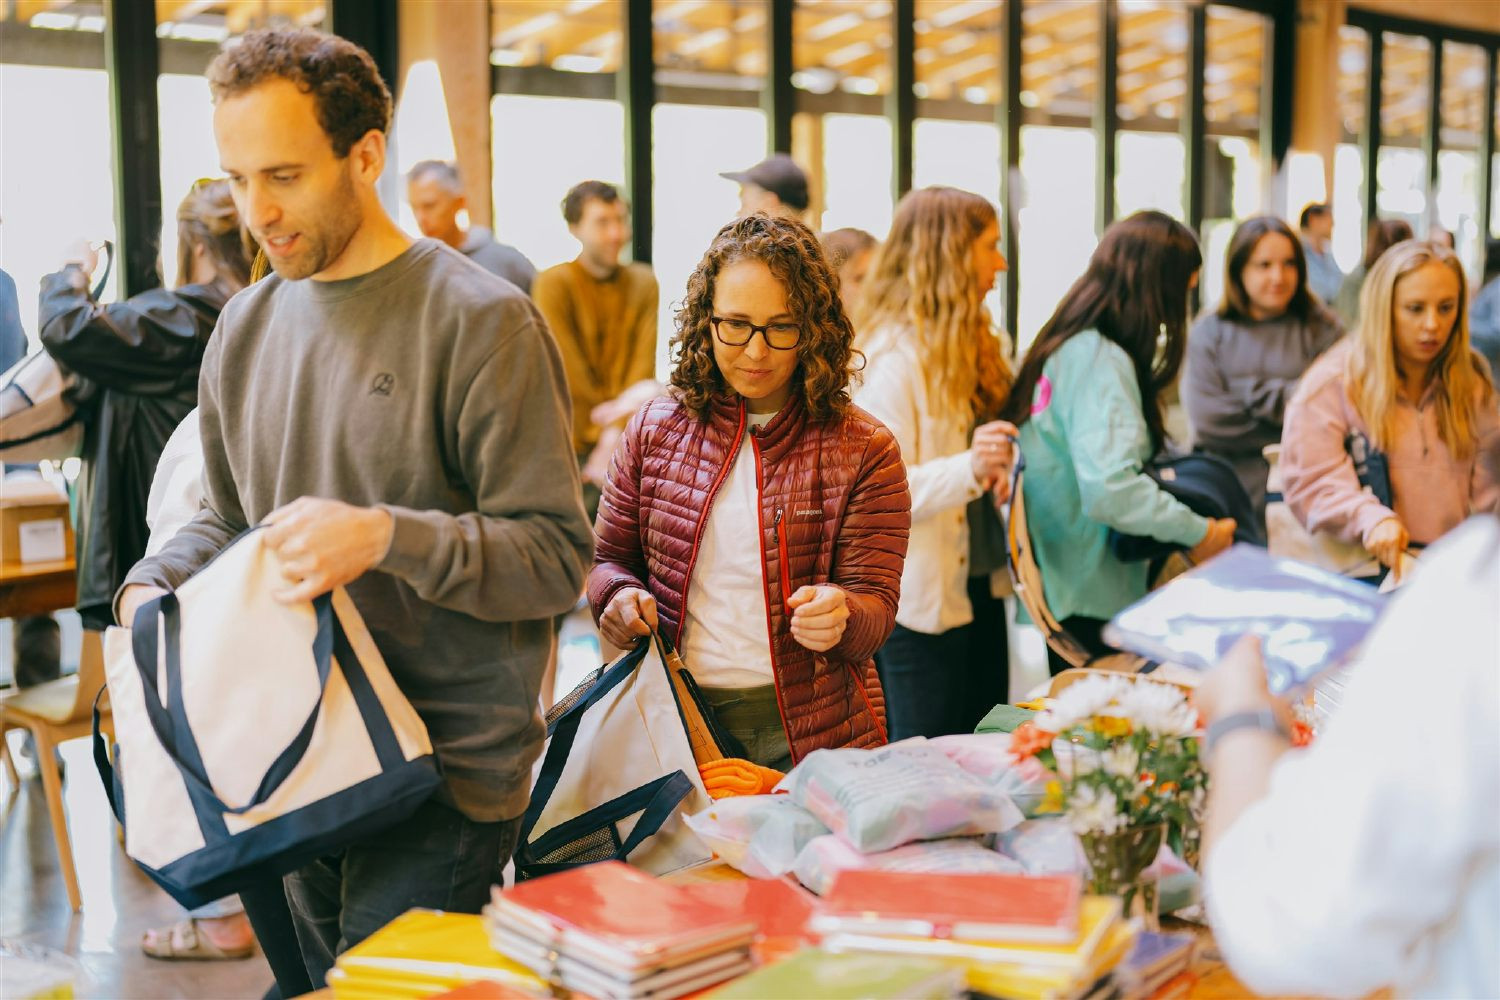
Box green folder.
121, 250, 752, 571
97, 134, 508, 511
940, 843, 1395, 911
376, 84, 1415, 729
975, 703, 1037, 734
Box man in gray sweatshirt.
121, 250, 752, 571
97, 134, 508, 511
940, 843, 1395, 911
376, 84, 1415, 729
118, 28, 593, 984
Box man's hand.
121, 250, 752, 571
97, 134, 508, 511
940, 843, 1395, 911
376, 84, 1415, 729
591, 380, 661, 428
118, 584, 167, 627
787, 584, 850, 652
598, 586, 657, 647
260, 498, 394, 604
581, 427, 621, 487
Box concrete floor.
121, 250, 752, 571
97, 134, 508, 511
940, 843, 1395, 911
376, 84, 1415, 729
1, 734, 275, 999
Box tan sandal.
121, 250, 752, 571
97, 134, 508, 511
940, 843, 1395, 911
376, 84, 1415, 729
141, 918, 254, 961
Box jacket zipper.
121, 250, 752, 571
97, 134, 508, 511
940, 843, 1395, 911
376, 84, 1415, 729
772, 506, 792, 612
751, 426, 800, 764
674, 404, 747, 646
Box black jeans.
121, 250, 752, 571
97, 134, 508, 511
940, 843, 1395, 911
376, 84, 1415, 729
1045, 615, 1112, 676
282, 798, 521, 989
874, 578, 1010, 740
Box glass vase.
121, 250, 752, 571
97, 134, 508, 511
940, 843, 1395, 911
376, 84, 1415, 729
1078, 822, 1165, 931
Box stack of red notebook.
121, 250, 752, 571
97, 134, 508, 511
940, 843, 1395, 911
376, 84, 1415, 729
483, 863, 756, 999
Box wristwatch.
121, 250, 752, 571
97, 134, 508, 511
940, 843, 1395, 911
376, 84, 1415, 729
1204, 708, 1290, 757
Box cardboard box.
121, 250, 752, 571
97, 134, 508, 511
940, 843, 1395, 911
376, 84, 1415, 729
0, 478, 73, 568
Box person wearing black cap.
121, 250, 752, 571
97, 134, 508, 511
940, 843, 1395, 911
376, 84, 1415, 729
721, 154, 810, 222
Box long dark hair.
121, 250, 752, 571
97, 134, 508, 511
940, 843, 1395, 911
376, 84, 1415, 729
1001, 210, 1201, 452
1363, 218, 1415, 271
1219, 215, 1314, 321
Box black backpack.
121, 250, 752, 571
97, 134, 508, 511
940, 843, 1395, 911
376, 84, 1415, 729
1107, 451, 1264, 562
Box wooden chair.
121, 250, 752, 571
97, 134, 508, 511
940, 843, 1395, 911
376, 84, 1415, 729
1, 629, 112, 911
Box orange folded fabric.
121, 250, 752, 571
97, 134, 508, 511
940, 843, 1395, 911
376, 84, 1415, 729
699, 758, 786, 799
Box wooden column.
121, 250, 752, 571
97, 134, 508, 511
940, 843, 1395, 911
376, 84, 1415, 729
398, 0, 494, 228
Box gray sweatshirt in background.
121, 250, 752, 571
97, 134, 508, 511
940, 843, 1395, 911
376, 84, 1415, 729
123, 239, 594, 823
1182, 306, 1343, 515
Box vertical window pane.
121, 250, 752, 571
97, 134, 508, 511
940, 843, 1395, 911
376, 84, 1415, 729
915, 118, 1004, 331
2, 9, 117, 341
651, 104, 767, 374
795, 0, 892, 97
913, 0, 1000, 105
1114, 1, 1187, 221
1017, 0, 1098, 348
823, 114, 894, 235
1017, 125, 1097, 349
1201, 5, 1267, 310
157, 3, 329, 289
1437, 41, 1487, 274
1333, 25, 1368, 273
1377, 31, 1430, 234
492, 95, 625, 273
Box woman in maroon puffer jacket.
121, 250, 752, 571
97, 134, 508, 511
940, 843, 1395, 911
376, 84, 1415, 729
589, 214, 912, 769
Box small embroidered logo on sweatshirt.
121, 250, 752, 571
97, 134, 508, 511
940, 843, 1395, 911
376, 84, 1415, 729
370, 373, 395, 396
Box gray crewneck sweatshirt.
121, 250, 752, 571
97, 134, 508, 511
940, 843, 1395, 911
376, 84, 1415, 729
1182, 306, 1343, 513
123, 239, 594, 822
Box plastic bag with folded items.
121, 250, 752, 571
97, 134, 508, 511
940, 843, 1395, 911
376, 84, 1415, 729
777, 739, 1025, 853
793, 834, 1028, 895
994, 818, 1085, 875
927, 732, 1054, 817
683, 795, 830, 879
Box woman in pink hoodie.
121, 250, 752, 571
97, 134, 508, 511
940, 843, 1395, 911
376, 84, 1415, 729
1280, 239, 1497, 574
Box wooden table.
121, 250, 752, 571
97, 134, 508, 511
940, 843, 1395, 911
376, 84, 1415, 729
0, 558, 75, 619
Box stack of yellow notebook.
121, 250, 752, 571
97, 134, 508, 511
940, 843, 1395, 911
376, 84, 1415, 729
326, 910, 548, 1000
812, 871, 1135, 1000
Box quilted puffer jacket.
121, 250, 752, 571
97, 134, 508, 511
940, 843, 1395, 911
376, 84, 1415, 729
589, 392, 911, 763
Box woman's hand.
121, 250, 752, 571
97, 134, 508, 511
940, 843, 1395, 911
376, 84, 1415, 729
787, 584, 850, 652
598, 586, 658, 647
1188, 517, 1236, 563
1365, 517, 1409, 570
970, 420, 1018, 491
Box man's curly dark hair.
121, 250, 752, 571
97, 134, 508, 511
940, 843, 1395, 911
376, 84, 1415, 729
206, 28, 391, 158
669, 213, 861, 422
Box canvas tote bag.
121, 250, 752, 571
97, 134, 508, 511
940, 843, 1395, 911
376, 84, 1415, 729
1, 244, 112, 462
94, 528, 441, 908
514, 631, 727, 881
0, 351, 83, 462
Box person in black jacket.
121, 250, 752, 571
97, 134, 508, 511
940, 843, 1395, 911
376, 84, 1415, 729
38, 178, 251, 632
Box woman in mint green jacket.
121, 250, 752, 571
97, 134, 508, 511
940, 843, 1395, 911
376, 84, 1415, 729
1001, 211, 1237, 673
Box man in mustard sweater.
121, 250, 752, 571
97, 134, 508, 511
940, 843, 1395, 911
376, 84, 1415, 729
532, 181, 659, 517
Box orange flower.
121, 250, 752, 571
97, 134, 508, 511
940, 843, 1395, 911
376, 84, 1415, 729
1291, 721, 1314, 748
1010, 722, 1057, 760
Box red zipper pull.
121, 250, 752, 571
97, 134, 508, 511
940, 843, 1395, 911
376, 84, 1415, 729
774, 506, 792, 610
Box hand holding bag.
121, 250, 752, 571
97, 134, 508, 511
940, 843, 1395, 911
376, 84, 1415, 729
515, 631, 728, 881
93, 528, 441, 909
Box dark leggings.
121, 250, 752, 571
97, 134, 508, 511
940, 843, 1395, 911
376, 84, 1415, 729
874, 577, 1010, 740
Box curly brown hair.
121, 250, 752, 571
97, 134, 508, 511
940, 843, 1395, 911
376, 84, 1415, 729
206, 28, 391, 158
669, 213, 860, 422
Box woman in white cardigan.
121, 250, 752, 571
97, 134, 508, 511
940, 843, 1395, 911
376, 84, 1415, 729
852, 187, 1015, 739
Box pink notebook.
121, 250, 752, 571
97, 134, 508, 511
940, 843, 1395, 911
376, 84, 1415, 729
490, 862, 756, 971
813, 869, 1081, 943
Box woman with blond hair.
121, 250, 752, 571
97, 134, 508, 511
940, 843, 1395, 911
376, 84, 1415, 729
852, 186, 1014, 738
1280, 239, 1498, 574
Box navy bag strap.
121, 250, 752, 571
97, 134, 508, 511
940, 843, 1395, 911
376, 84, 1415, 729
129, 590, 339, 822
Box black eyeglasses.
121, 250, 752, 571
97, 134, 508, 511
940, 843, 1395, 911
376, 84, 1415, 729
710, 315, 801, 350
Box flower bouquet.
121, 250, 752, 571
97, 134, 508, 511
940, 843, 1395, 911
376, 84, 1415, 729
1009, 674, 1206, 927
